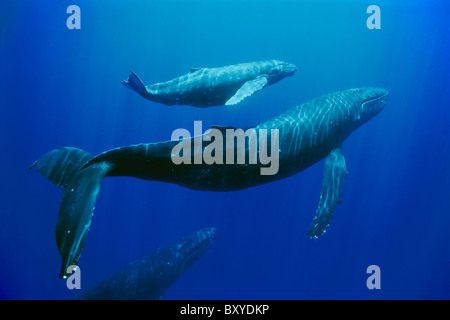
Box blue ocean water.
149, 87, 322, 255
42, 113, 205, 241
0, 0, 449, 300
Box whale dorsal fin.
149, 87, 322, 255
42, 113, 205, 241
308, 147, 348, 239
210, 124, 254, 132
225, 75, 268, 106
190, 67, 203, 73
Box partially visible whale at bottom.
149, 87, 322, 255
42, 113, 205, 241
80, 227, 216, 300
30, 87, 389, 278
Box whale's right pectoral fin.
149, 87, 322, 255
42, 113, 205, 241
308, 147, 348, 239
225, 75, 268, 105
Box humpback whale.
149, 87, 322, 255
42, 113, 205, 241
80, 228, 216, 300
30, 87, 389, 278
122, 60, 297, 107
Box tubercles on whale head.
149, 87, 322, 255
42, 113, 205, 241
267, 61, 297, 84
174, 227, 217, 265
352, 87, 389, 127
278, 61, 298, 76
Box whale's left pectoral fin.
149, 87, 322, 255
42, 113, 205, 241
308, 147, 348, 239
225, 75, 268, 105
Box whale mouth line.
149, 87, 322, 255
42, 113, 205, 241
363, 91, 389, 104
361, 90, 389, 111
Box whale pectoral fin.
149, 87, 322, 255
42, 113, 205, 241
308, 147, 348, 239
225, 75, 268, 106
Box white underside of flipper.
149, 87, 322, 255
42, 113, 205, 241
225, 75, 268, 105
308, 147, 348, 239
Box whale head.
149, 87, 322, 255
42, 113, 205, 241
145, 227, 216, 298
267, 61, 297, 84
171, 227, 216, 273
350, 87, 389, 128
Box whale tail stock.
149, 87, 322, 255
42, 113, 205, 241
122, 70, 151, 99
30, 147, 113, 279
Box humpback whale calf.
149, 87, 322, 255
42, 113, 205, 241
122, 60, 297, 107
80, 228, 216, 300
30, 87, 389, 278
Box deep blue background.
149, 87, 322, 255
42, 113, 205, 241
1, 0, 449, 299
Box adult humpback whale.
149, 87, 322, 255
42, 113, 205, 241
122, 60, 297, 107
80, 228, 216, 300
30, 87, 389, 278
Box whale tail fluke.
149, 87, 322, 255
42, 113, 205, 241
56, 161, 112, 279
30, 147, 113, 279
122, 71, 149, 98
29, 147, 94, 188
